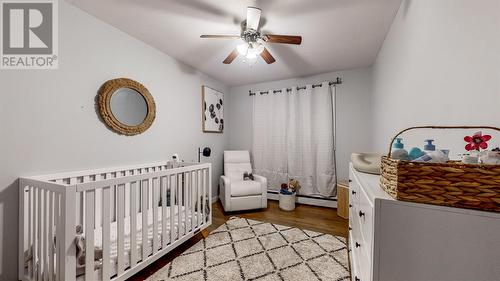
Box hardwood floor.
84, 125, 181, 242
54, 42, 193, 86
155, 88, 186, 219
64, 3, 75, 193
129, 200, 348, 280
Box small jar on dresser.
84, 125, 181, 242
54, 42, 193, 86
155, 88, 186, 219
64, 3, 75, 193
348, 163, 500, 281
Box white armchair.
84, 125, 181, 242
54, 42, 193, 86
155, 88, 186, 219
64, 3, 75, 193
220, 151, 267, 212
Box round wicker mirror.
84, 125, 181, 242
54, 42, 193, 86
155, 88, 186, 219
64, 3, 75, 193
98, 78, 156, 136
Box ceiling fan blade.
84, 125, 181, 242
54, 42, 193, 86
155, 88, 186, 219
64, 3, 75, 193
223, 49, 238, 64
246, 6, 261, 30
260, 48, 276, 64
265, 35, 302, 45
200, 35, 240, 39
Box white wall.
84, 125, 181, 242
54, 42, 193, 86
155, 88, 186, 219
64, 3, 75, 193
0, 2, 228, 280
371, 0, 500, 153
227, 68, 373, 182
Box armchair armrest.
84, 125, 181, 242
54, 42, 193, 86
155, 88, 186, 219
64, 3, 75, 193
253, 174, 268, 208
253, 174, 267, 192
220, 175, 232, 188
219, 175, 232, 210
253, 174, 266, 184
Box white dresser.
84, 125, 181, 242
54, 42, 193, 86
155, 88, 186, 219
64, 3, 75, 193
348, 164, 500, 281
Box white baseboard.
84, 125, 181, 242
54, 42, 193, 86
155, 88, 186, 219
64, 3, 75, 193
212, 193, 335, 208
267, 192, 337, 208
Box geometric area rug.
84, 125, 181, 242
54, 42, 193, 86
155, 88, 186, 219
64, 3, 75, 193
146, 217, 350, 281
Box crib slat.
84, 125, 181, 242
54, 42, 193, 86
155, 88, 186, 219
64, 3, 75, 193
202, 169, 207, 225
44, 191, 51, 281
48, 192, 54, 281
208, 168, 212, 224
101, 187, 111, 281
106, 173, 115, 222
55, 194, 61, 281
19, 182, 26, 281
37, 189, 42, 281
170, 175, 175, 244
142, 179, 148, 260
161, 176, 168, 249
130, 181, 138, 267
70, 177, 84, 229
197, 170, 201, 228
184, 172, 189, 233
94, 174, 101, 229
85, 190, 95, 281
125, 171, 131, 218
148, 176, 153, 213
27, 187, 33, 279
191, 172, 196, 231
117, 184, 125, 275
41, 189, 47, 281
33, 188, 37, 280
177, 174, 182, 238
60, 186, 78, 281
152, 177, 159, 254
86, 175, 101, 229
146, 173, 151, 212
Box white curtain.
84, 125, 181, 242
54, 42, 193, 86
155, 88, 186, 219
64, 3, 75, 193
252, 88, 289, 191
252, 82, 336, 197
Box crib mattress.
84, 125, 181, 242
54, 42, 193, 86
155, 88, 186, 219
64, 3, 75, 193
76, 205, 203, 280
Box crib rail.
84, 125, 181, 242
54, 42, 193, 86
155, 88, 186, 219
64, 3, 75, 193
19, 162, 212, 281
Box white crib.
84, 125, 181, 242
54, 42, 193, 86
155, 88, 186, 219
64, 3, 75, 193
18, 162, 212, 281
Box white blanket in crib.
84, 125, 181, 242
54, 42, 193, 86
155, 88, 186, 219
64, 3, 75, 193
26, 205, 203, 280
77, 205, 202, 280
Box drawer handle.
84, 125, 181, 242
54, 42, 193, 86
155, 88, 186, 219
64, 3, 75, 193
349, 204, 352, 208
359, 211, 365, 217
349, 179, 352, 183
352, 190, 356, 195
355, 242, 361, 248
349, 226, 352, 231
355, 277, 360, 281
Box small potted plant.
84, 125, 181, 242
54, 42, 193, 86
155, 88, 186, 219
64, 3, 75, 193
279, 179, 301, 211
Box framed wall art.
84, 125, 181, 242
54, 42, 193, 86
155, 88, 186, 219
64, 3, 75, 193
202, 86, 224, 133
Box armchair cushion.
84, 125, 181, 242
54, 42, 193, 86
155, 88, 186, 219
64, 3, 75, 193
224, 151, 252, 181
227, 171, 243, 181
231, 180, 262, 197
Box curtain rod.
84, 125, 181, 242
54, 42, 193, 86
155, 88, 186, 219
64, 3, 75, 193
248, 77, 342, 96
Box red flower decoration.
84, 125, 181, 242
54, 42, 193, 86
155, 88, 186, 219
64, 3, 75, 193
464, 131, 491, 151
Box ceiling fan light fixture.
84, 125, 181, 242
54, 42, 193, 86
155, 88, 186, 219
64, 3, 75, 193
200, 6, 301, 65
252, 42, 265, 55
236, 42, 249, 55
246, 52, 257, 59
245, 56, 258, 66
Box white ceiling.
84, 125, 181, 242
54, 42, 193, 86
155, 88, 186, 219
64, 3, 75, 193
68, 0, 402, 86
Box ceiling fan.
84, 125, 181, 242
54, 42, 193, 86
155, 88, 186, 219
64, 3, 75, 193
200, 6, 302, 65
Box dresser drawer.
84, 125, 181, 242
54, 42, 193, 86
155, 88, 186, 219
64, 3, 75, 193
348, 171, 360, 208
349, 227, 371, 281
357, 185, 374, 250
349, 175, 374, 252
349, 232, 360, 281
350, 208, 371, 262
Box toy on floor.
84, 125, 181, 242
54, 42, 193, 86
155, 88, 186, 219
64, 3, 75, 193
280, 179, 301, 195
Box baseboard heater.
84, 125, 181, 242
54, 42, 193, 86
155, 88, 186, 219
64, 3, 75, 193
267, 190, 337, 201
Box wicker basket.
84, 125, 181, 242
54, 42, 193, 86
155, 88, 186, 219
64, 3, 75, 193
279, 193, 296, 211
380, 126, 500, 212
